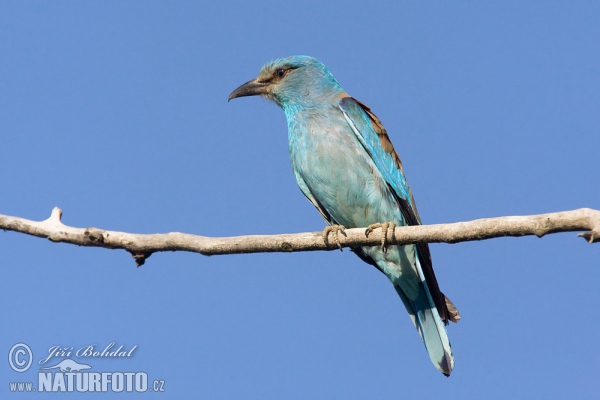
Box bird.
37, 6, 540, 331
228, 56, 460, 376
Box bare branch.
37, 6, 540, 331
1, 207, 598, 266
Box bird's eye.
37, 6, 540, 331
277, 69, 285, 77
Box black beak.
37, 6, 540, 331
228, 78, 269, 101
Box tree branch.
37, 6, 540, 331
1, 207, 598, 266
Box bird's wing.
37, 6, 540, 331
338, 96, 459, 324
338, 96, 419, 218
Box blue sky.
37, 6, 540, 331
1, 1, 599, 398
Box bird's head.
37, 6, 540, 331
228, 56, 345, 110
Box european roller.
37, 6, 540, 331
229, 56, 460, 376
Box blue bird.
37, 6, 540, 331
229, 56, 460, 376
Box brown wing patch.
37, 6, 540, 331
351, 98, 405, 173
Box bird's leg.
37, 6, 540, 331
323, 224, 347, 251
365, 222, 396, 252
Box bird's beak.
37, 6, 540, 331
228, 78, 269, 102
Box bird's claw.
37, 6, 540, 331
365, 222, 396, 252
323, 224, 346, 251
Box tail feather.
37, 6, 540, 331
394, 285, 454, 376
393, 255, 454, 376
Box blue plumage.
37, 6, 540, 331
229, 56, 460, 376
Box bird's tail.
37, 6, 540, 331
394, 259, 454, 376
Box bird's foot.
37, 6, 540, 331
323, 224, 346, 251
365, 222, 396, 252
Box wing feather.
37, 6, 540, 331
338, 96, 459, 324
